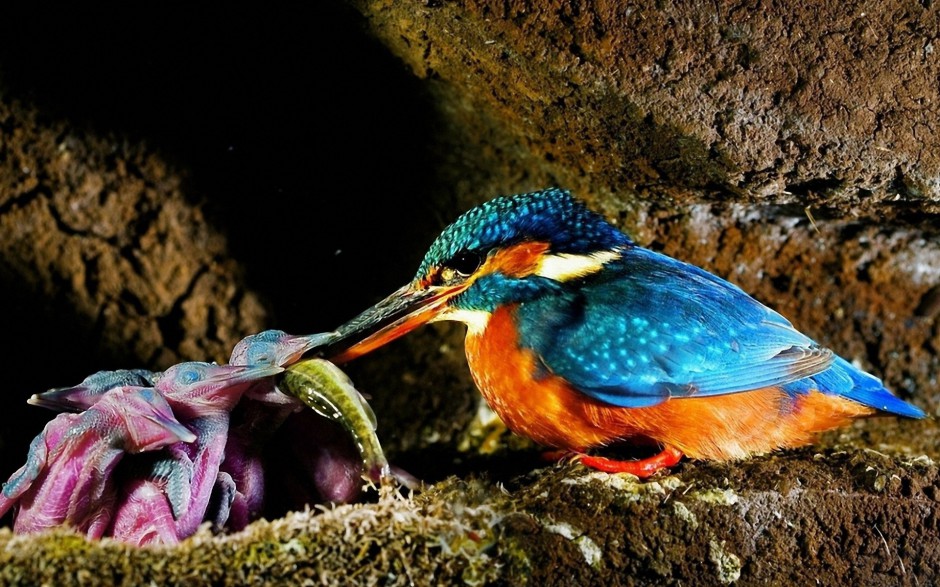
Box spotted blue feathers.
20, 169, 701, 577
516, 246, 840, 407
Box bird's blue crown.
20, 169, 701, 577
416, 188, 631, 279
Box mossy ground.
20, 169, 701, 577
3, 444, 937, 585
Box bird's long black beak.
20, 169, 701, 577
320, 282, 462, 363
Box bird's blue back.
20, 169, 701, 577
514, 245, 924, 418
415, 188, 923, 419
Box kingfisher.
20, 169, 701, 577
321, 188, 924, 477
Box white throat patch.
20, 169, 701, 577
431, 308, 491, 335
534, 250, 621, 281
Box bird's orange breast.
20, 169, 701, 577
465, 306, 875, 460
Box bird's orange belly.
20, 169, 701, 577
465, 307, 874, 461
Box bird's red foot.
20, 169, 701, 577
574, 445, 684, 478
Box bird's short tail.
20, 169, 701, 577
799, 356, 926, 419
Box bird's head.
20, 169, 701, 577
230, 329, 337, 367
155, 361, 284, 416
326, 188, 631, 362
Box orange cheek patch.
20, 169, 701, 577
485, 241, 551, 278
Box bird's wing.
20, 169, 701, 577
517, 247, 833, 408
0, 431, 49, 506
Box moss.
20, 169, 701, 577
559, 470, 684, 506
671, 501, 699, 529
691, 488, 740, 506
540, 521, 603, 569
708, 539, 742, 584
0, 484, 508, 586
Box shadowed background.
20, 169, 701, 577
0, 3, 448, 476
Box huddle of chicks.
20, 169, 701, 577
0, 331, 398, 546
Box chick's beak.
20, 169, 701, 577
323, 282, 462, 363
213, 364, 285, 384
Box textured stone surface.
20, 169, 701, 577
354, 0, 940, 215
0, 98, 268, 478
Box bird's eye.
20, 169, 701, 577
440, 251, 483, 283
180, 370, 200, 384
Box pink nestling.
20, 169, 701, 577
0, 387, 194, 537
108, 361, 282, 543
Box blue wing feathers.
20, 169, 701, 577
518, 246, 923, 417
784, 356, 925, 418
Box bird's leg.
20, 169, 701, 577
576, 445, 684, 477
540, 449, 577, 463
206, 472, 237, 532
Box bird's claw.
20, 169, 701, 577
540, 445, 684, 478
575, 445, 685, 478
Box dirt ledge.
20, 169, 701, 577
1, 448, 937, 586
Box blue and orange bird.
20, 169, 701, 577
322, 188, 925, 477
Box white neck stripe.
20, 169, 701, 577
534, 250, 620, 281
